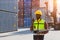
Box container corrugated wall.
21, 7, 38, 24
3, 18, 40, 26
24, 0, 32, 28
0, 11, 18, 33
0, 0, 18, 32
18, 0, 24, 9
18, 10, 24, 27
18, 0, 24, 27
24, 18, 32, 27
0, 0, 18, 12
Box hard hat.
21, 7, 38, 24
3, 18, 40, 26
35, 10, 42, 15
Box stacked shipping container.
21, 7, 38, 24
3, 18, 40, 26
18, 0, 40, 28
24, 0, 32, 27
0, 0, 18, 12
0, 0, 18, 32
18, 0, 24, 9
18, 10, 24, 27
18, 0, 24, 27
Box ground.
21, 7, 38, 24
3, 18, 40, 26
0, 28, 60, 40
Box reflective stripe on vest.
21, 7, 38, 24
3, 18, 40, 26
33, 19, 45, 30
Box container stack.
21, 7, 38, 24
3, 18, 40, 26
0, 0, 18, 32
18, 0, 40, 28
18, 0, 24, 9
24, 0, 32, 27
18, 0, 24, 27
32, 0, 40, 8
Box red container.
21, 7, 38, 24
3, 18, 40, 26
18, 18, 24, 27
18, 0, 24, 9
18, 10, 24, 18
18, 9, 24, 27
19, 0, 23, 2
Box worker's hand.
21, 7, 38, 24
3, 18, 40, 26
30, 26, 33, 31
37, 31, 48, 34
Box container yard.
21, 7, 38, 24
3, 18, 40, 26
18, 0, 60, 30
0, 0, 60, 40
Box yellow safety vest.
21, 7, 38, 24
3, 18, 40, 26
33, 19, 45, 31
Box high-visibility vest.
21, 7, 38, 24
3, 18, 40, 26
33, 19, 45, 31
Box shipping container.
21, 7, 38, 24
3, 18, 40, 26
18, 0, 24, 9
18, 18, 24, 27
24, 0, 31, 8
0, 0, 18, 12
18, 2, 24, 9
24, 18, 32, 28
24, 8, 31, 12
24, 13, 31, 17
24, 5, 31, 8
24, 8, 31, 18
18, 10, 24, 27
24, 0, 31, 3
18, 10, 24, 18
24, 11, 31, 14
0, 11, 18, 33
32, 0, 40, 2
19, 0, 24, 2
19, 9, 24, 12
24, 4, 31, 8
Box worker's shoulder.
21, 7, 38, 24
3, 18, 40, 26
41, 19, 45, 22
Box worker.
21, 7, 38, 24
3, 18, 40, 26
30, 10, 48, 40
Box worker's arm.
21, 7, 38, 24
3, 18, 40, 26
45, 22, 48, 29
30, 18, 34, 31
43, 22, 49, 34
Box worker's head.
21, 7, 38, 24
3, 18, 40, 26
35, 10, 42, 19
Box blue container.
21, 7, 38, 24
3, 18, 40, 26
24, 18, 32, 28
24, 13, 31, 18
24, 0, 31, 8
0, 0, 18, 13
24, 11, 31, 14
0, 11, 18, 33
24, 9, 31, 12
24, 5, 31, 8
24, 4, 31, 8
24, 0, 31, 3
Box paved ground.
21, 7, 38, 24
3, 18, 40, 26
0, 28, 60, 40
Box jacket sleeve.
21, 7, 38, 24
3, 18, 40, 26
30, 18, 34, 31
44, 22, 48, 29
43, 22, 49, 34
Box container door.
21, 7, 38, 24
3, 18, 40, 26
0, 0, 18, 12
0, 11, 18, 33
24, 18, 32, 28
